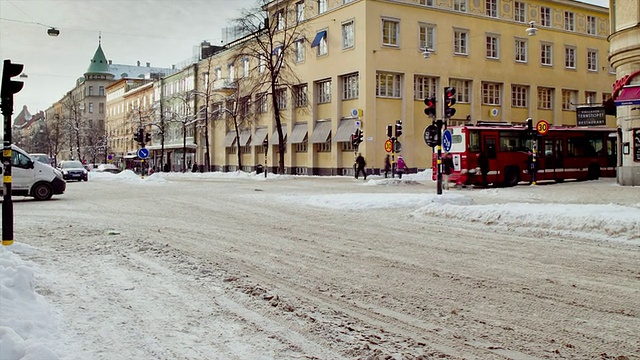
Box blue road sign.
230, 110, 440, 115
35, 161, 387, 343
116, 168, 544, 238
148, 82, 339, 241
137, 148, 149, 159
442, 129, 452, 152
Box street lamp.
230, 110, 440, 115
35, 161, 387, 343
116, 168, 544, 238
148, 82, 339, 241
47, 27, 60, 37
526, 21, 537, 36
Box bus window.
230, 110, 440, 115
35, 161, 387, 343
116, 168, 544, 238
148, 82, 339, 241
499, 131, 524, 152
485, 139, 497, 159
544, 139, 553, 156
469, 131, 481, 152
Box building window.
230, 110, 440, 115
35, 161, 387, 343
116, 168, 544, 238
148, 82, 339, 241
275, 10, 284, 31
315, 135, 331, 152
587, 50, 598, 72
276, 88, 287, 109
419, 23, 436, 51
454, 0, 467, 12
414, 75, 437, 100
242, 58, 250, 77
562, 90, 577, 110
341, 73, 359, 100
450, 79, 471, 103
255, 93, 267, 113
602, 93, 612, 103
382, 18, 399, 46
482, 82, 501, 105
240, 96, 252, 116
215, 67, 222, 79
294, 84, 308, 107
454, 29, 468, 55
565, 47, 576, 69
486, 35, 499, 59
99, 103, 104, 114
295, 138, 308, 152
228, 64, 235, 80
514, 1, 525, 22
317, 79, 332, 104
587, 16, 597, 35
376, 72, 401, 98
420, 0, 434, 5
541, 43, 553, 66
296, 1, 305, 22
312, 30, 328, 56
88, 86, 94, 96
537, 87, 553, 109
342, 20, 354, 49
294, 39, 305, 62
318, 0, 327, 14
540, 7, 551, 27
486, 0, 497, 17
511, 85, 528, 107
515, 39, 527, 63
564, 11, 574, 31
99, 86, 104, 96
88, 102, 93, 113
585, 91, 597, 105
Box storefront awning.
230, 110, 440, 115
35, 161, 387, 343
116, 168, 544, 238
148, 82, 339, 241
271, 125, 287, 145
309, 121, 332, 144
334, 119, 356, 142
290, 123, 308, 144
239, 130, 251, 146
250, 127, 268, 146
224, 131, 236, 147
614, 85, 640, 106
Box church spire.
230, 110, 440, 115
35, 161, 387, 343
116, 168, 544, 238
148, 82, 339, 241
86, 35, 110, 74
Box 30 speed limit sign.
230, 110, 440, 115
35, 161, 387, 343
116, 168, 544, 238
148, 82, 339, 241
536, 120, 549, 135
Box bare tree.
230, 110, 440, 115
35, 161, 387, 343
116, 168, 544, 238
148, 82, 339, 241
232, 0, 306, 174
46, 114, 65, 165
61, 95, 89, 161
166, 91, 197, 172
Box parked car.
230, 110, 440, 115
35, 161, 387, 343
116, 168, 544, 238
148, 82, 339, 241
29, 153, 51, 165
0, 145, 65, 200
57, 160, 89, 181
95, 164, 121, 174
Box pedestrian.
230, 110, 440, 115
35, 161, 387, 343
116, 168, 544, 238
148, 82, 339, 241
478, 150, 489, 187
383, 154, 391, 178
443, 152, 454, 190
163, 163, 169, 172
192, 162, 198, 172
355, 153, 367, 180
396, 155, 407, 179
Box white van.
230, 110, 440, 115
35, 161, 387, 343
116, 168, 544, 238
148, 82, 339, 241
0, 144, 66, 200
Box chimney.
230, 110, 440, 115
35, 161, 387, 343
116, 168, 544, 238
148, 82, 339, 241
108, 60, 112, 64
146, 62, 150, 67
137, 61, 141, 66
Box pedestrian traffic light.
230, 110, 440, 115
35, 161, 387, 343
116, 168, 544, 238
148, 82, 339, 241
424, 97, 436, 118
144, 132, 151, 144
395, 120, 402, 138
1, 60, 25, 115
444, 87, 456, 118
358, 129, 364, 144
386, 125, 392, 138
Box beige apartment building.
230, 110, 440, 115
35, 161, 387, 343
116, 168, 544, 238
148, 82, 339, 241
608, 0, 640, 185
192, 0, 615, 175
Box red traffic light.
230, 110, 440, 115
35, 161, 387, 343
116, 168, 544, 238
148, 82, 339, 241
424, 97, 436, 117
1, 60, 25, 98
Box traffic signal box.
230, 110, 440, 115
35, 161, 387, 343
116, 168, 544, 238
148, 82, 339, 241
351, 128, 363, 147
424, 97, 436, 118
134, 128, 145, 147
444, 87, 456, 118
395, 120, 402, 138
1, 60, 25, 115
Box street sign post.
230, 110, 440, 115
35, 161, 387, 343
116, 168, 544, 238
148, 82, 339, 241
137, 148, 149, 159
442, 129, 452, 152
536, 120, 549, 136
384, 139, 393, 153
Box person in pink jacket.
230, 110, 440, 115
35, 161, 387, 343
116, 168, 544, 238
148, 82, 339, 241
396, 155, 407, 179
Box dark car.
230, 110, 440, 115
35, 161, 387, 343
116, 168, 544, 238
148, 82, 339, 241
57, 160, 88, 181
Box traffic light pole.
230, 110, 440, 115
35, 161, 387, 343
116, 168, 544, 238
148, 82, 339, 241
436, 119, 443, 195
2, 60, 25, 246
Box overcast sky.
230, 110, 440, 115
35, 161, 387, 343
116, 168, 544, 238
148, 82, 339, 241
1, 0, 609, 115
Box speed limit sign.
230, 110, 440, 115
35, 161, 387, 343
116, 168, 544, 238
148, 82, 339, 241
536, 120, 549, 135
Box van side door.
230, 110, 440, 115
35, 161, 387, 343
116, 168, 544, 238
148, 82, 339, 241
11, 150, 35, 192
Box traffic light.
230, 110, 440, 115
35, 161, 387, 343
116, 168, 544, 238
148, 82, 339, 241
1, 60, 25, 115
134, 128, 143, 145
423, 97, 436, 118
444, 87, 456, 118
144, 132, 151, 144
358, 129, 364, 144
395, 120, 402, 138
386, 125, 392, 138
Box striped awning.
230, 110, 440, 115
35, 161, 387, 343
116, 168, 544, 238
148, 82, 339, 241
223, 131, 236, 147
290, 123, 308, 144
250, 127, 268, 146
334, 119, 356, 142
271, 125, 287, 145
309, 121, 332, 143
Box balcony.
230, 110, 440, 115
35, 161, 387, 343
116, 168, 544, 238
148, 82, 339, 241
212, 78, 237, 92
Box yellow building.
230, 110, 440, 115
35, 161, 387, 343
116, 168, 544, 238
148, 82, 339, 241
609, 0, 640, 185
195, 0, 614, 175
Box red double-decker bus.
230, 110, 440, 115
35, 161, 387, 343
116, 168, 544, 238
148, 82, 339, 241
434, 123, 617, 187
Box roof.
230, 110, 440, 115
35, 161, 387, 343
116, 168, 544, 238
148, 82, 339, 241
86, 44, 110, 74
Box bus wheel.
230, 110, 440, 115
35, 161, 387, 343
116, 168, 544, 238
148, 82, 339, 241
504, 166, 520, 187
587, 164, 600, 180
555, 178, 565, 183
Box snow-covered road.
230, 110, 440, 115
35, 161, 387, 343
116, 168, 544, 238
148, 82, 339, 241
2, 171, 639, 359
